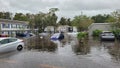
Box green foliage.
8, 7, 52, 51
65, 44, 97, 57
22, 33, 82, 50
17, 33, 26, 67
92, 29, 102, 37
92, 14, 114, 23
71, 15, 93, 31
77, 32, 88, 39
0, 12, 11, 19
105, 15, 116, 22
58, 17, 71, 25
49, 8, 59, 13
13, 13, 29, 21
111, 29, 120, 36
109, 11, 120, 29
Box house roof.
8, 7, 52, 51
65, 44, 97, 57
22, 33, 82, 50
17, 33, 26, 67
0, 19, 29, 25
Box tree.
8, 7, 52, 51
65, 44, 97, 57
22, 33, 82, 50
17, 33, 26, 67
91, 14, 111, 23
66, 18, 71, 26
71, 15, 93, 31
0, 12, 11, 19
110, 10, 120, 29
48, 8, 58, 26
58, 17, 67, 25
105, 15, 116, 23
13, 13, 28, 21
49, 8, 59, 13
58, 17, 71, 26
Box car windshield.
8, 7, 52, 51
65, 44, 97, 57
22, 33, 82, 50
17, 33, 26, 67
103, 32, 113, 35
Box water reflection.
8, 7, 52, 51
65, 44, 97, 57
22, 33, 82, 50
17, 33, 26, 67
72, 40, 90, 55
25, 35, 120, 63
107, 41, 120, 62
95, 38, 120, 62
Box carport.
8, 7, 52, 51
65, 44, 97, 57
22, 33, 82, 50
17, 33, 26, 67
88, 23, 111, 36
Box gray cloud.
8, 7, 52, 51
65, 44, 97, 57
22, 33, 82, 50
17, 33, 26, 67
59, 0, 120, 10
0, 0, 120, 18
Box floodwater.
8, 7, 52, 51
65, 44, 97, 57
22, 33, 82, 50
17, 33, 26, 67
0, 35, 120, 68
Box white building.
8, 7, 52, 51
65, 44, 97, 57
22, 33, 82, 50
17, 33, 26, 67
88, 23, 111, 36
57, 25, 69, 32
0, 19, 31, 36
44, 26, 54, 33
57, 25, 77, 33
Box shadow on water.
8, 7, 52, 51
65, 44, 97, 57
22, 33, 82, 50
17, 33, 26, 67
25, 35, 58, 52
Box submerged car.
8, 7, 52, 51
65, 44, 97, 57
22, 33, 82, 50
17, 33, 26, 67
0, 37, 24, 53
51, 33, 64, 40
100, 31, 115, 41
16, 33, 35, 38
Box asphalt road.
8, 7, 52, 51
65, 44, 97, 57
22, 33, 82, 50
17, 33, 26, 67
0, 37, 120, 68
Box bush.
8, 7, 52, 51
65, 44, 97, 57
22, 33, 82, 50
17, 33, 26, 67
77, 32, 88, 40
111, 29, 120, 37
92, 29, 102, 37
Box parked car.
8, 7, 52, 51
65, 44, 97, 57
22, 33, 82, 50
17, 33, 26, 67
100, 31, 115, 41
51, 33, 64, 40
0, 34, 8, 37
0, 37, 24, 53
25, 33, 36, 37
16, 33, 26, 37
16, 33, 35, 38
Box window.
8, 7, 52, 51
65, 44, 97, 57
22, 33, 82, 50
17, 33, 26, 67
0, 39, 9, 44
16, 24, 19, 28
11, 24, 17, 28
2, 24, 10, 28
9, 38, 17, 43
0, 38, 17, 45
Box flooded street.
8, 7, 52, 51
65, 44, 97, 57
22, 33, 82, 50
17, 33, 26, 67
0, 35, 120, 68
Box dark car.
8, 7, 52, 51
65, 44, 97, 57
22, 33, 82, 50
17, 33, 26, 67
16, 33, 35, 38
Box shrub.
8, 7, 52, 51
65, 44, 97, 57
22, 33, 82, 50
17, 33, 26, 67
77, 32, 88, 40
111, 29, 120, 37
77, 32, 88, 44
92, 29, 102, 37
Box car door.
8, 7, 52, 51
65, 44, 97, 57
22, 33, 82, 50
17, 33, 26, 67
0, 38, 18, 52
8, 38, 18, 50
0, 39, 11, 52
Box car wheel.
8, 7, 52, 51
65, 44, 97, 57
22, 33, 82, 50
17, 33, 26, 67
17, 45, 23, 51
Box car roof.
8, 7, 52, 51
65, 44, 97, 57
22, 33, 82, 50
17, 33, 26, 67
0, 37, 17, 41
102, 31, 112, 33
102, 31, 111, 32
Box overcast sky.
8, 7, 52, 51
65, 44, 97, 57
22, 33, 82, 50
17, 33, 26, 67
0, 0, 120, 19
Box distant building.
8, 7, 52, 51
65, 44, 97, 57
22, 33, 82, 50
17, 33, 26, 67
0, 19, 34, 37
88, 23, 111, 36
57, 25, 77, 33
44, 26, 55, 33
57, 25, 69, 32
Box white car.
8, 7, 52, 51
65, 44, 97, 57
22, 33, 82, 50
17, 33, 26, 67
0, 37, 24, 53
100, 31, 115, 41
